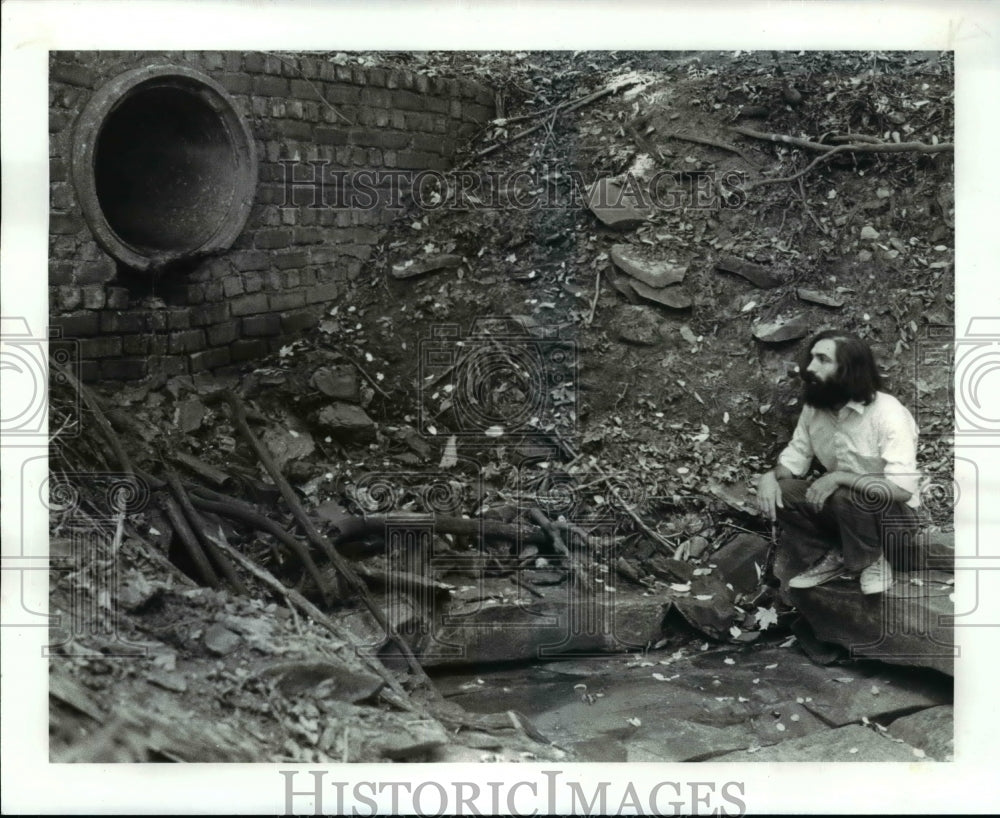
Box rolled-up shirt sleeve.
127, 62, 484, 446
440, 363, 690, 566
777, 407, 815, 477
880, 406, 920, 499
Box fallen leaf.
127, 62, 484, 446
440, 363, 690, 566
626, 717, 642, 727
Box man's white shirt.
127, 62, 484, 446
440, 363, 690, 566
777, 391, 921, 508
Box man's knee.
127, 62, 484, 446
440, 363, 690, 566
777, 478, 809, 504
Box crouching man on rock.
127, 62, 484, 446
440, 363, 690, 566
756, 330, 921, 595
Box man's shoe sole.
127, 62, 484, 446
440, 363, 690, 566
787, 568, 844, 589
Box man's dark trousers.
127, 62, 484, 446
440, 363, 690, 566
775, 477, 920, 575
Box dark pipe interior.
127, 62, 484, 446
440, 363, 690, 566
94, 84, 237, 254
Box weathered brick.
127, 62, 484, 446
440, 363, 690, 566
189, 347, 232, 372
168, 329, 206, 354
99, 311, 147, 334
243, 52, 265, 72
242, 314, 282, 337
105, 287, 129, 310
204, 280, 224, 301
335, 65, 354, 84
50, 61, 95, 88
368, 68, 387, 87
79, 360, 100, 383
253, 75, 289, 97
147, 312, 168, 332
50, 183, 74, 211
100, 358, 148, 381
122, 334, 149, 356
207, 320, 240, 346
50, 157, 68, 183
218, 73, 252, 95
243, 270, 263, 293
189, 302, 231, 327
292, 226, 324, 245
392, 90, 425, 112
80, 285, 106, 310
413, 74, 430, 94
223, 275, 245, 297
361, 87, 390, 108
425, 96, 449, 115
230, 338, 269, 362
76, 259, 116, 284
167, 310, 191, 330
230, 293, 269, 317
55, 311, 99, 338
280, 308, 322, 334
276, 119, 313, 140
148, 355, 190, 378
305, 283, 341, 305
185, 284, 205, 305
50, 212, 83, 235
315, 127, 349, 146
289, 78, 316, 99
231, 250, 270, 272
55, 285, 82, 311
274, 250, 309, 270
268, 290, 307, 311
80, 336, 122, 359
255, 229, 291, 250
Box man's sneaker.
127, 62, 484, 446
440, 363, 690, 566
788, 552, 845, 589
860, 554, 893, 595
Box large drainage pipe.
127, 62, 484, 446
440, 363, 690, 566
71, 64, 257, 272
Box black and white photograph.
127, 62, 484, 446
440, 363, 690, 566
2, 2, 999, 815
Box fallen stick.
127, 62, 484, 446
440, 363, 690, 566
730, 124, 953, 154
586, 269, 601, 326
164, 469, 247, 594
207, 391, 434, 690
601, 477, 680, 556
160, 494, 220, 588
660, 130, 753, 163
474, 78, 641, 160
187, 486, 335, 603
55, 363, 135, 475
171, 451, 234, 489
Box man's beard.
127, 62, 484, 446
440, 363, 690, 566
802, 373, 851, 409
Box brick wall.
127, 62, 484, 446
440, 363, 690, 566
49, 51, 495, 381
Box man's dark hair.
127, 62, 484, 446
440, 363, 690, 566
800, 330, 884, 405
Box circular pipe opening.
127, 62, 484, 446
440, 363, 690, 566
72, 65, 257, 272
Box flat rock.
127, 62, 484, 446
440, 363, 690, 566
315, 402, 377, 445
630, 279, 693, 309
174, 397, 206, 433
262, 425, 316, 470
787, 575, 956, 676
146, 670, 188, 693
613, 305, 665, 345
204, 623, 242, 656
709, 533, 771, 595
716, 254, 783, 288
391, 253, 463, 280
587, 178, 653, 229
886, 705, 953, 760
607, 270, 642, 304
422, 583, 663, 667
797, 288, 845, 308
860, 225, 880, 240
715, 724, 925, 762
610, 244, 687, 288
311, 365, 360, 402
752, 313, 812, 343
255, 660, 384, 704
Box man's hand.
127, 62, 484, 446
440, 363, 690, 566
757, 471, 784, 521
805, 471, 847, 511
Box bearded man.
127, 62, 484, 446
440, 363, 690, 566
756, 330, 921, 595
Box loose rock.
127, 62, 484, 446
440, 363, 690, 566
315, 402, 377, 445
204, 624, 242, 656
797, 288, 845, 308
613, 305, 666, 345
587, 179, 653, 229
610, 244, 687, 288
715, 254, 783, 288
311, 365, 361, 403
629, 280, 693, 310
887, 706, 953, 760
752, 313, 812, 344
391, 254, 463, 280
